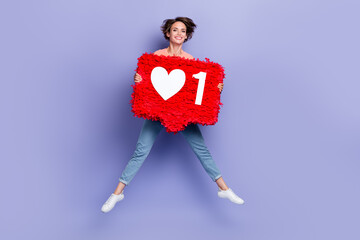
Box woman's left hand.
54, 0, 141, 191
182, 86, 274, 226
217, 83, 224, 93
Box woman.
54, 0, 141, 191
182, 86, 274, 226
101, 17, 244, 213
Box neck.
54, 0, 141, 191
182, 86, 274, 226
167, 42, 183, 56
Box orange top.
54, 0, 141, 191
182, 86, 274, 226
153, 48, 194, 60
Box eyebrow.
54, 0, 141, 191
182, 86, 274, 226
172, 27, 186, 30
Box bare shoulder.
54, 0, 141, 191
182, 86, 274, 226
182, 50, 195, 60
153, 48, 167, 56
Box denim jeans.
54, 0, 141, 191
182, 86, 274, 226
119, 119, 222, 185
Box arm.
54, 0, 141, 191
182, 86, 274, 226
134, 50, 163, 83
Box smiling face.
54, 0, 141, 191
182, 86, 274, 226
166, 21, 188, 44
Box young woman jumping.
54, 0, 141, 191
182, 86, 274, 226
101, 17, 244, 213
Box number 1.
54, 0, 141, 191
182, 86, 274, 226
193, 72, 207, 105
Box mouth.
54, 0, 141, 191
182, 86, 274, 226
175, 36, 183, 40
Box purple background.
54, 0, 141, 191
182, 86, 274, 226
1, 0, 359, 239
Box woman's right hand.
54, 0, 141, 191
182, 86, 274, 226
134, 72, 142, 83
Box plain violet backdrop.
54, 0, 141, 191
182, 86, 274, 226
1, 0, 359, 239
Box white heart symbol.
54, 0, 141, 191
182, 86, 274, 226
151, 67, 186, 101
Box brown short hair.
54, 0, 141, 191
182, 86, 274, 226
161, 17, 197, 43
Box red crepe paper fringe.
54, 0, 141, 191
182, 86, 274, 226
130, 53, 225, 134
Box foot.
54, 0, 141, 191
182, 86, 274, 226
101, 192, 124, 213
217, 187, 244, 204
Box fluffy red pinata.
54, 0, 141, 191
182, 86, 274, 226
130, 53, 225, 133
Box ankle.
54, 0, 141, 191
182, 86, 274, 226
114, 190, 124, 195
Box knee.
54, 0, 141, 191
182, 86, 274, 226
131, 143, 150, 160
193, 147, 212, 160
190, 141, 209, 153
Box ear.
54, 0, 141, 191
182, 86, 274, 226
166, 32, 170, 38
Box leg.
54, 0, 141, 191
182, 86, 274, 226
102, 119, 163, 212
180, 124, 224, 187
180, 125, 244, 204
118, 119, 163, 187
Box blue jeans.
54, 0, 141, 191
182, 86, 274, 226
119, 119, 222, 185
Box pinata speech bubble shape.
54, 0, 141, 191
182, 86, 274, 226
131, 53, 225, 133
